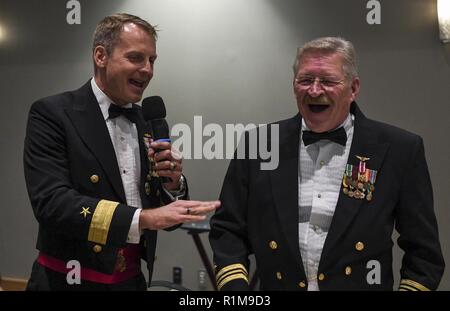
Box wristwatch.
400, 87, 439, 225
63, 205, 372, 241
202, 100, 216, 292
169, 175, 186, 198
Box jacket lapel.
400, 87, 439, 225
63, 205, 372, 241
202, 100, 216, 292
65, 81, 126, 202
135, 113, 159, 282
320, 103, 389, 270
269, 114, 306, 275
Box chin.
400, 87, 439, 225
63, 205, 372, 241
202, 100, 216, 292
303, 118, 333, 133
307, 124, 328, 133
128, 94, 143, 104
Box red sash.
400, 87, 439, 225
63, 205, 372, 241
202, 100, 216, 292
37, 244, 141, 284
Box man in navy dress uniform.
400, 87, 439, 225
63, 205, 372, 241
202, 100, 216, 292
24, 13, 219, 290
209, 37, 444, 291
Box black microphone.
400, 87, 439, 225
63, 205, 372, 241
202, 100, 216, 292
142, 96, 169, 140
142, 96, 172, 183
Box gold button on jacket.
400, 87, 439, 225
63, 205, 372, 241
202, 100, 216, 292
345, 266, 352, 275
276, 272, 282, 280
90, 174, 99, 183
355, 241, 365, 251
93, 244, 102, 253
269, 241, 278, 250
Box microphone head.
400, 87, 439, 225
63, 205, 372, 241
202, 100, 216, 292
152, 119, 170, 140
142, 96, 166, 120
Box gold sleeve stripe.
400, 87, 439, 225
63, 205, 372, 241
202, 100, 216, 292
399, 284, 418, 291
217, 268, 247, 285
217, 273, 249, 290
400, 279, 431, 291
216, 263, 248, 280
88, 200, 119, 245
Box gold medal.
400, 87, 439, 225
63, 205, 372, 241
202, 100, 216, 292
343, 158, 377, 201
343, 176, 348, 187
145, 182, 151, 195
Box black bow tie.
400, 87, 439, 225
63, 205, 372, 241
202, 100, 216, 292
108, 104, 138, 123
302, 126, 347, 146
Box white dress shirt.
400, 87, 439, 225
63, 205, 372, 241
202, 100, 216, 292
91, 78, 142, 243
298, 113, 354, 290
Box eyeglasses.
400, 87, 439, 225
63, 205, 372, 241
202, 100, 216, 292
295, 76, 345, 89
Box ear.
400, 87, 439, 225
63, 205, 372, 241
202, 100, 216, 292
93, 46, 108, 69
349, 77, 360, 102
293, 76, 300, 96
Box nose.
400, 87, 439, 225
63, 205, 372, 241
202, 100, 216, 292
140, 59, 153, 76
307, 79, 324, 97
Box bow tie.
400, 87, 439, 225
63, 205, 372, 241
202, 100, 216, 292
302, 126, 347, 146
108, 104, 138, 123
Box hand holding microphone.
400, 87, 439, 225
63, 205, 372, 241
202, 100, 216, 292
142, 96, 182, 190
139, 96, 221, 230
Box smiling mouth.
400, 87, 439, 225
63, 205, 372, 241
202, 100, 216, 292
129, 79, 146, 89
308, 104, 330, 113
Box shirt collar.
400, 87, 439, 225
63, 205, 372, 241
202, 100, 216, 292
91, 78, 133, 121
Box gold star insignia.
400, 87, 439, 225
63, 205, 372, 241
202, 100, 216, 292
80, 207, 91, 218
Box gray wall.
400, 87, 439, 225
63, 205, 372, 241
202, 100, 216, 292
0, 0, 448, 290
